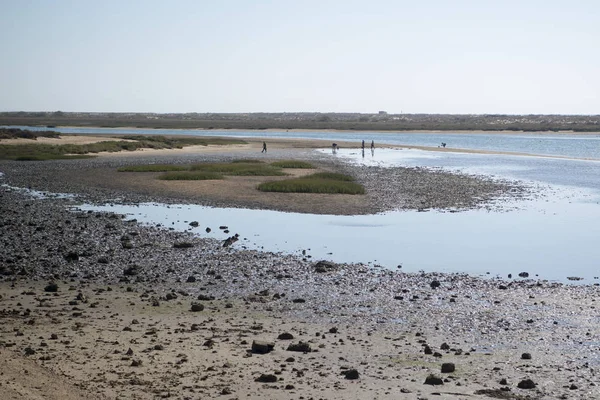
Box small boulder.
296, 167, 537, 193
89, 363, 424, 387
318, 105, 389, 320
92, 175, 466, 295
255, 374, 277, 383
517, 379, 536, 389
251, 340, 275, 354
190, 303, 204, 312
424, 374, 444, 385
287, 342, 311, 353
441, 363, 455, 373
342, 369, 360, 380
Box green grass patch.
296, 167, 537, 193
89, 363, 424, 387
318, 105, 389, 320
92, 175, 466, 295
190, 162, 286, 176
157, 171, 224, 180
117, 164, 188, 172
257, 172, 364, 194
231, 159, 263, 163
270, 160, 314, 169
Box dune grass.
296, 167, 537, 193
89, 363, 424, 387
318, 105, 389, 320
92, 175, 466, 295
190, 162, 287, 176
270, 160, 314, 169
257, 172, 365, 194
157, 171, 223, 180
118, 164, 188, 172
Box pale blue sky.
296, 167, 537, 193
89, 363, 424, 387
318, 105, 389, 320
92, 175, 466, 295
1, 0, 598, 114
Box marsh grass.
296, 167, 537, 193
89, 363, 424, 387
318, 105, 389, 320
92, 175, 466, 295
231, 159, 263, 163
157, 171, 223, 180
190, 162, 286, 176
257, 172, 364, 194
270, 160, 314, 169
0, 136, 247, 161
118, 164, 188, 172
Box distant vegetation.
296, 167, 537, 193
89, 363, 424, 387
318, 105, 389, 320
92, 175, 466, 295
257, 172, 365, 194
0, 134, 247, 161
1, 112, 599, 132
271, 160, 315, 169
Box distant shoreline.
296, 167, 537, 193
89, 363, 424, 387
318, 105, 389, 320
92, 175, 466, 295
6, 124, 600, 136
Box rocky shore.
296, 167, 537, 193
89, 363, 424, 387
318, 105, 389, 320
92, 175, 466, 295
0, 148, 598, 399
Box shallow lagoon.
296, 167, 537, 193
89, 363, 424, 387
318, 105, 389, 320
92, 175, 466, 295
78, 147, 600, 283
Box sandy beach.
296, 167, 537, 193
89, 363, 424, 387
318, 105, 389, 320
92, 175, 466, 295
0, 137, 598, 399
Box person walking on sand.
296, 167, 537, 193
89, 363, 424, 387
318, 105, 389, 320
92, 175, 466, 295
362, 140, 365, 150
262, 141, 267, 153
371, 140, 375, 150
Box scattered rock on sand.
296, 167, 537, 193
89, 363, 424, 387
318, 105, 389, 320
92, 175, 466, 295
441, 363, 455, 373
287, 342, 312, 353
424, 374, 444, 385
190, 303, 204, 312
255, 373, 278, 383
251, 340, 275, 354
517, 379, 536, 389
341, 369, 360, 380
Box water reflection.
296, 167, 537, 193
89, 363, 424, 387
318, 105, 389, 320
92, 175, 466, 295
77, 189, 600, 283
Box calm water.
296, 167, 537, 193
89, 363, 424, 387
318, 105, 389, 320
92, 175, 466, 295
5, 125, 600, 159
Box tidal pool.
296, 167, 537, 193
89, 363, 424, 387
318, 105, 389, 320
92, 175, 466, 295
77, 187, 600, 283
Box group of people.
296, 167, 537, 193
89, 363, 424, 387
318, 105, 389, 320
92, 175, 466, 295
260, 139, 376, 154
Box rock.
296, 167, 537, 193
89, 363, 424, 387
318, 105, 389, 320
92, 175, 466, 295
440, 342, 450, 350
521, 353, 532, 360
64, 251, 79, 262
314, 260, 336, 273
222, 234, 239, 247
44, 282, 58, 292
329, 327, 338, 334
424, 374, 444, 385
186, 276, 196, 283
255, 374, 277, 383
173, 242, 194, 249
430, 280, 441, 289
189, 221, 199, 227
197, 294, 215, 301
123, 265, 140, 276
251, 340, 275, 354
190, 303, 204, 312
517, 379, 536, 389
165, 293, 177, 301
205, 227, 211, 233
441, 363, 455, 373
24, 347, 36, 356
278, 332, 294, 340
126, 348, 134, 356
292, 298, 305, 303
219, 225, 228, 230
518, 272, 529, 278
424, 345, 433, 355
342, 369, 360, 380
287, 342, 311, 353
131, 359, 142, 367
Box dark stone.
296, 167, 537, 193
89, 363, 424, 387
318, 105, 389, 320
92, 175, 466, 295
342, 369, 360, 380
186, 276, 196, 283
329, 327, 338, 334
441, 363, 455, 373
424, 375, 444, 385
440, 342, 450, 350
518, 272, 529, 278
517, 379, 536, 389
424, 345, 433, 355
190, 303, 204, 312
173, 242, 194, 249
292, 298, 305, 303
287, 342, 311, 353
521, 353, 532, 360
44, 282, 58, 292
205, 227, 211, 233
123, 265, 140, 276
197, 294, 215, 301
189, 221, 199, 227
251, 340, 275, 354
278, 332, 294, 340
64, 251, 79, 262
255, 374, 277, 383
24, 347, 36, 356
430, 280, 441, 289
314, 260, 336, 273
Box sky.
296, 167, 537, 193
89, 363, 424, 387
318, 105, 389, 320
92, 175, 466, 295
0, 0, 599, 114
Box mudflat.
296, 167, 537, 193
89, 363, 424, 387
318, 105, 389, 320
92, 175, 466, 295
0, 138, 597, 399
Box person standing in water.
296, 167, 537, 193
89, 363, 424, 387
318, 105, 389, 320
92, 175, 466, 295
362, 140, 365, 150
371, 140, 375, 149
262, 141, 267, 153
